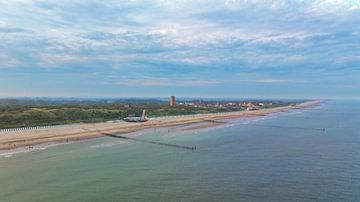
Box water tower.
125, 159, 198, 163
170, 96, 175, 106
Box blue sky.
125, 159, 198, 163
0, 0, 359, 99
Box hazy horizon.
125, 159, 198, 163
0, 95, 349, 101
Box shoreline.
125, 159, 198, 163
0, 100, 323, 151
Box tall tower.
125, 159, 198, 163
170, 96, 175, 106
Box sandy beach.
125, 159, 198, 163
0, 100, 322, 151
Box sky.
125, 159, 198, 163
0, 0, 359, 99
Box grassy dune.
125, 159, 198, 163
0, 100, 294, 129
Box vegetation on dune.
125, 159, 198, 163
0, 105, 240, 128
0, 99, 297, 129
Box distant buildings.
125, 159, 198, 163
170, 96, 175, 106
165, 97, 276, 110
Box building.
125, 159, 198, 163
124, 110, 149, 122
246, 102, 254, 107
170, 96, 175, 106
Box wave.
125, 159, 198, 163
89, 140, 128, 149
0, 141, 74, 158
162, 104, 322, 138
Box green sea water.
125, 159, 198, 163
1, 101, 360, 201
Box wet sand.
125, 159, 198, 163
0, 100, 322, 151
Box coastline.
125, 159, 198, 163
0, 100, 323, 151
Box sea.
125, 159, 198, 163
0, 100, 359, 202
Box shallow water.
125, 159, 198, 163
0, 101, 359, 201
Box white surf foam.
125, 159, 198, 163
0, 141, 74, 158
89, 140, 128, 149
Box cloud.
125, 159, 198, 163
38, 54, 89, 67
334, 55, 360, 64
107, 78, 223, 87
0, 0, 358, 98
103, 76, 308, 87
0, 27, 29, 33
0, 53, 20, 68
253, 79, 309, 84
309, 0, 360, 15
0, 0, 358, 70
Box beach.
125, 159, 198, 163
0, 100, 321, 151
